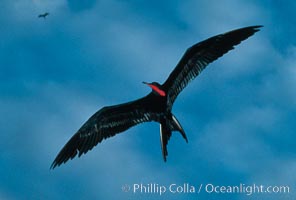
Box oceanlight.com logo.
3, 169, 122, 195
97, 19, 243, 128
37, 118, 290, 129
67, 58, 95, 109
121, 183, 290, 196
204, 183, 290, 196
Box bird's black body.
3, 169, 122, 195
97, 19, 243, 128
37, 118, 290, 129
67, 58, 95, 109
38, 12, 49, 19
51, 25, 262, 169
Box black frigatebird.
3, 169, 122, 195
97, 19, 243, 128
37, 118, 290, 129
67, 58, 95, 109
51, 25, 262, 169
38, 12, 49, 19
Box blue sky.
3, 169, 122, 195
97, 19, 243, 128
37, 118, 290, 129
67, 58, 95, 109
1, 0, 296, 199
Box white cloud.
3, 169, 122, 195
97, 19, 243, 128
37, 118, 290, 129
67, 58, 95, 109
195, 106, 280, 171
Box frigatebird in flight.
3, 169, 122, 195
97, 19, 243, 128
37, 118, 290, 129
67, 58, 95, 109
38, 12, 49, 19
51, 25, 262, 169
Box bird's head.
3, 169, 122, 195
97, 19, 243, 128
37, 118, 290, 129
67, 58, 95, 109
143, 81, 166, 97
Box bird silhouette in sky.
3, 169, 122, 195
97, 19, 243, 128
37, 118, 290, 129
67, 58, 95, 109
51, 25, 262, 169
38, 12, 49, 19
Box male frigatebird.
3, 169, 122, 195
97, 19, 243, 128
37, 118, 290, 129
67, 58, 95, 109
51, 25, 262, 169
38, 12, 49, 19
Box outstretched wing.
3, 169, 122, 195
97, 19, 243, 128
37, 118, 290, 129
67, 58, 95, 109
51, 95, 156, 169
163, 25, 262, 108
38, 12, 49, 18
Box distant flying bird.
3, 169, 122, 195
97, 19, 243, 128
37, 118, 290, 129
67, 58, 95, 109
51, 25, 262, 169
38, 12, 49, 19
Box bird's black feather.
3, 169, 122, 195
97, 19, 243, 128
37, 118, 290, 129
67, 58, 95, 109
51, 94, 160, 169
51, 25, 262, 169
38, 12, 49, 18
163, 25, 262, 108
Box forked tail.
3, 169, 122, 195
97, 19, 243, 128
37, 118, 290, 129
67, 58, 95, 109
159, 114, 188, 161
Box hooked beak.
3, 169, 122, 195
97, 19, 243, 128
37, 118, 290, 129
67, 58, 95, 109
142, 81, 151, 87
